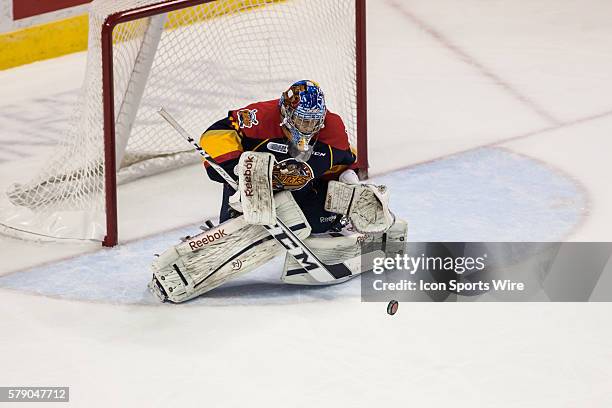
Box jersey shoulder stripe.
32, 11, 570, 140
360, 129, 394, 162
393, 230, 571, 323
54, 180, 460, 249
199, 128, 243, 163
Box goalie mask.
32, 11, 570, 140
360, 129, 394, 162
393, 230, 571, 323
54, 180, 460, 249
279, 80, 326, 161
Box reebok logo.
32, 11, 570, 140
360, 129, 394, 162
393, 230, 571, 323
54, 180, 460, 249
243, 155, 254, 197
189, 229, 227, 250
320, 215, 337, 223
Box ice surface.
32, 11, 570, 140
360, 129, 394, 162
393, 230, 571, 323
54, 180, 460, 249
1, 0, 611, 406
0, 147, 585, 305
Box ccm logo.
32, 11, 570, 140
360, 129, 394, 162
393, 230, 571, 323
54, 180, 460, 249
189, 229, 227, 250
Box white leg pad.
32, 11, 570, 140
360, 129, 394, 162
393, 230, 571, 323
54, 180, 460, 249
149, 191, 310, 302
282, 217, 408, 285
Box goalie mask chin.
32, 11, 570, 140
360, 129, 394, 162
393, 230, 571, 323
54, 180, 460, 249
287, 139, 312, 162
279, 80, 326, 162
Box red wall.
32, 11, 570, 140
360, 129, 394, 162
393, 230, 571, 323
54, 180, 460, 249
13, 0, 92, 20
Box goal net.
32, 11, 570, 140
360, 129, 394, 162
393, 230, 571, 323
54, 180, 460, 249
0, 0, 366, 245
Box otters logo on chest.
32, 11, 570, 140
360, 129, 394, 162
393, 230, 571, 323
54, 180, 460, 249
272, 159, 314, 191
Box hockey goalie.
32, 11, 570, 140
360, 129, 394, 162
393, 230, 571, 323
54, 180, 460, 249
148, 80, 407, 302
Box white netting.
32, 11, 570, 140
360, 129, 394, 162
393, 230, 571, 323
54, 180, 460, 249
0, 0, 358, 241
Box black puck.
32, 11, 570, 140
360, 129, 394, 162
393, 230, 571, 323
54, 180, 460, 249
387, 300, 399, 315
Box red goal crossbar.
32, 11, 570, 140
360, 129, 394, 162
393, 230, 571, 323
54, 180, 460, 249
101, 0, 367, 246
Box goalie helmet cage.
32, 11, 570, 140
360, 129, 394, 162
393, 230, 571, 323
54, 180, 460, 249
2, 0, 368, 247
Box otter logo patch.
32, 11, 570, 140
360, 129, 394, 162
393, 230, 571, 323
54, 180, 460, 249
272, 159, 314, 191
237, 109, 258, 128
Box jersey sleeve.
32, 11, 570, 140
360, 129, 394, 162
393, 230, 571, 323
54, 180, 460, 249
228, 99, 282, 140
199, 117, 243, 183
322, 146, 358, 180
317, 111, 351, 151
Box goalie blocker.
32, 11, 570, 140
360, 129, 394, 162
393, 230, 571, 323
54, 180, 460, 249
148, 191, 407, 303
232, 152, 276, 225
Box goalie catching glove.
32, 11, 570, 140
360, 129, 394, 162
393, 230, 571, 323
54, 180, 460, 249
325, 171, 394, 234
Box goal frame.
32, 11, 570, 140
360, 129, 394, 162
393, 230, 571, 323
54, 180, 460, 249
100, 0, 368, 247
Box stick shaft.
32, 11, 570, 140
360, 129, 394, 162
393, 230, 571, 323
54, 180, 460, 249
158, 107, 237, 190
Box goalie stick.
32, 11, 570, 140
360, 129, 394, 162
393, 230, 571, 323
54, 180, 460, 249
157, 107, 353, 283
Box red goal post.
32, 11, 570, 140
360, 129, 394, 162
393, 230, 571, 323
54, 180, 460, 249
0, 0, 367, 247
102, 0, 368, 246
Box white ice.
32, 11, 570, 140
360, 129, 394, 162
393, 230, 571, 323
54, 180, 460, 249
1, 1, 612, 407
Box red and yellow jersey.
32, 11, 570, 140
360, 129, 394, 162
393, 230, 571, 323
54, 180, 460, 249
199, 99, 356, 192
230, 99, 351, 150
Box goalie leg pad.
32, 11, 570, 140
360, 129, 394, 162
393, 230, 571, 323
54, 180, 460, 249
282, 217, 408, 285
149, 191, 310, 303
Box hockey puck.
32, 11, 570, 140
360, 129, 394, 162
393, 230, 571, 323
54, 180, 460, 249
387, 300, 399, 315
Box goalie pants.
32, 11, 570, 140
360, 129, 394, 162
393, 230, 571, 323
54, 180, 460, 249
219, 180, 340, 233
